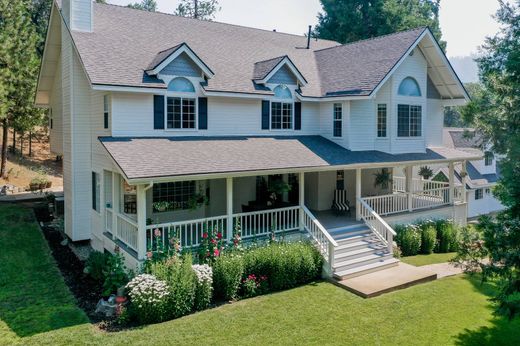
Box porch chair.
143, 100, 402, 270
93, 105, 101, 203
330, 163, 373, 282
332, 189, 351, 216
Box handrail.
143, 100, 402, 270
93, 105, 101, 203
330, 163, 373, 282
357, 197, 395, 253
357, 198, 396, 236
146, 214, 228, 230
301, 206, 338, 247
117, 212, 138, 227
232, 205, 299, 218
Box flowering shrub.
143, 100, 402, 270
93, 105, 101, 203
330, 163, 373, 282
231, 220, 243, 250
241, 274, 268, 298
145, 227, 182, 265
198, 225, 225, 264
126, 274, 169, 324
192, 264, 213, 310
212, 254, 244, 301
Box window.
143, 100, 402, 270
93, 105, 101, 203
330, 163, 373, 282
333, 103, 342, 137
153, 181, 196, 211
398, 77, 422, 96
168, 77, 195, 92
475, 188, 484, 200
103, 95, 110, 129
336, 170, 344, 190
271, 102, 292, 129
273, 85, 292, 99
167, 97, 196, 129
377, 104, 387, 138
122, 181, 137, 214
484, 151, 494, 166
49, 108, 53, 129
92, 172, 100, 212
397, 104, 422, 137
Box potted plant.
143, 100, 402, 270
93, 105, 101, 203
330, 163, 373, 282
153, 201, 171, 212
418, 166, 433, 180
188, 192, 209, 210
373, 168, 393, 190
29, 178, 40, 191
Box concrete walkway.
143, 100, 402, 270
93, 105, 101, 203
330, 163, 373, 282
421, 262, 463, 278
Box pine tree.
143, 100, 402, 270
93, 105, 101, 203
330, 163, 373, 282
0, 0, 42, 177
174, 0, 221, 20
127, 0, 157, 12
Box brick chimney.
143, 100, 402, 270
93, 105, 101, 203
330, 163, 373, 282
62, 0, 93, 32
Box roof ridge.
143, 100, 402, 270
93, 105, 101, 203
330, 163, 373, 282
254, 55, 287, 65
156, 43, 184, 55
95, 2, 339, 44
313, 26, 427, 53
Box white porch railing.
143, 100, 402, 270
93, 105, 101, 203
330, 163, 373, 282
393, 176, 450, 193
116, 213, 138, 252
357, 197, 396, 252
105, 208, 113, 234
146, 215, 228, 251
302, 206, 337, 268
412, 186, 451, 209
233, 206, 300, 239
362, 193, 409, 216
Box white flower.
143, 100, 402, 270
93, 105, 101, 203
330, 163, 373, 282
192, 264, 213, 285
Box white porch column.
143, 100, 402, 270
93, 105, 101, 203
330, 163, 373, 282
449, 162, 455, 203
355, 168, 361, 220
226, 177, 233, 241
461, 160, 468, 203
405, 165, 413, 212
299, 172, 305, 230
111, 172, 119, 240
136, 184, 147, 260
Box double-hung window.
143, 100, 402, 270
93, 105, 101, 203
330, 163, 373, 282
475, 188, 484, 200
484, 151, 494, 166
397, 104, 422, 137
166, 97, 196, 129
377, 104, 387, 138
271, 102, 292, 129
92, 172, 100, 212
333, 103, 342, 137
103, 95, 110, 129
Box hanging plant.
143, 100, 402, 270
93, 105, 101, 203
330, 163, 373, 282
418, 166, 434, 180
373, 168, 393, 190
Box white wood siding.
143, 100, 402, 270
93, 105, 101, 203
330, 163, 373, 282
70, 0, 92, 32
49, 55, 63, 155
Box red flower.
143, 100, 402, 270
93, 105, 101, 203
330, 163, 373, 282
211, 238, 217, 245
202, 232, 208, 239
217, 232, 222, 239
213, 248, 220, 257
146, 251, 153, 259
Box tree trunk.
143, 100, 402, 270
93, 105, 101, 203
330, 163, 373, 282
11, 130, 16, 154
20, 131, 24, 158
29, 132, 32, 157
0, 119, 8, 178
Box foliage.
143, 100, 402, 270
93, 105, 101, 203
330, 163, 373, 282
198, 225, 225, 264
127, 0, 157, 12
192, 264, 213, 311
241, 274, 268, 298
212, 254, 244, 301
174, 0, 221, 20
395, 224, 421, 256
418, 166, 433, 180
436, 219, 458, 253
420, 225, 437, 254
84, 251, 110, 282
451, 224, 487, 273
126, 274, 170, 324
373, 168, 392, 190
102, 252, 130, 296
152, 201, 171, 212
315, 0, 445, 50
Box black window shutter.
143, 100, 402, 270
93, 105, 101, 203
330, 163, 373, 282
198, 97, 208, 130
153, 95, 165, 129
91, 172, 96, 210
294, 102, 302, 130
261, 100, 270, 130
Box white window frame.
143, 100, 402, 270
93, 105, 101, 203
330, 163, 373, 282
164, 95, 198, 130
377, 104, 387, 138
484, 151, 494, 166
92, 171, 101, 213
103, 95, 110, 130
333, 103, 342, 137
475, 188, 484, 200
397, 104, 423, 138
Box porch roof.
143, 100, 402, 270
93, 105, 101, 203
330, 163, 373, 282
99, 136, 482, 182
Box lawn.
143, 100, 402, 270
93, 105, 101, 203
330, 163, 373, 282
1, 203, 520, 346
400, 252, 457, 266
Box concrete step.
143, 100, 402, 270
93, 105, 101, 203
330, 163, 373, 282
333, 252, 394, 273
334, 232, 377, 244
330, 228, 371, 241
334, 244, 389, 262
333, 258, 400, 280
334, 238, 385, 254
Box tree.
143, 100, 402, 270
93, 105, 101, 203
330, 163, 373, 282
457, 0, 520, 319
29, 0, 52, 57
0, 0, 41, 177
315, 0, 445, 50
444, 83, 481, 127
174, 0, 220, 20
127, 0, 157, 11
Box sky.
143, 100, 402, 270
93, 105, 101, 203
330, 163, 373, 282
109, 0, 505, 82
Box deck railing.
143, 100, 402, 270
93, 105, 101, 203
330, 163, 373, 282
412, 186, 451, 209
233, 206, 300, 239
116, 213, 138, 252
393, 176, 451, 193
362, 193, 409, 216
357, 197, 396, 252
105, 208, 113, 234
302, 206, 337, 268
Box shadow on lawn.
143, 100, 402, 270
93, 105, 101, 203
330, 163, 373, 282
0, 204, 88, 338
454, 275, 520, 345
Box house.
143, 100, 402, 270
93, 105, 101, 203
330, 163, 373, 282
36, 0, 479, 278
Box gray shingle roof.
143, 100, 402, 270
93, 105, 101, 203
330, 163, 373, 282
253, 56, 286, 80
69, 3, 426, 97
443, 128, 484, 149
99, 136, 481, 180
146, 44, 183, 71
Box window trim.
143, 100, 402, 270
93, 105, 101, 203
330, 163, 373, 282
164, 96, 198, 130
92, 171, 101, 213
475, 188, 484, 200
270, 101, 294, 130
484, 151, 494, 166
398, 77, 422, 97
152, 181, 197, 212
376, 103, 387, 138
397, 104, 423, 138
333, 103, 342, 138
103, 95, 110, 130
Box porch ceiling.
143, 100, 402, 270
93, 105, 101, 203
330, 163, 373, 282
99, 136, 482, 182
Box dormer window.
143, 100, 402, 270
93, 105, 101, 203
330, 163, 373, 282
168, 77, 195, 93
166, 78, 196, 129
398, 77, 422, 97
271, 85, 293, 130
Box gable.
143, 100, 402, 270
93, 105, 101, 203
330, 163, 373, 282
160, 52, 202, 77
427, 76, 441, 99
267, 65, 298, 85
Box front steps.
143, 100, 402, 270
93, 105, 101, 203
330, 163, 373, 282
329, 226, 399, 280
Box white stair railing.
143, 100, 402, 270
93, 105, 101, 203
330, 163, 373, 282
301, 206, 338, 269
357, 197, 396, 253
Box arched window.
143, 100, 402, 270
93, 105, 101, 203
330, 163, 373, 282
273, 85, 292, 99
168, 77, 195, 93
398, 77, 421, 97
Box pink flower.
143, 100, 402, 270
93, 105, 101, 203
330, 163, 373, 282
217, 232, 222, 239
146, 251, 153, 259
202, 232, 208, 239
211, 238, 217, 245
154, 228, 161, 237
213, 248, 220, 257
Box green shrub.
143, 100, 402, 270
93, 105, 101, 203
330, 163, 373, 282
212, 254, 244, 301
242, 242, 323, 292
84, 251, 110, 282
420, 226, 437, 254
146, 255, 196, 319
395, 225, 421, 256
437, 222, 459, 253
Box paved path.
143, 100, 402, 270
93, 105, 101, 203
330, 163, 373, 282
420, 262, 463, 278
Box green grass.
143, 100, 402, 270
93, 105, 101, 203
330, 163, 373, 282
400, 252, 457, 266
1, 204, 520, 345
